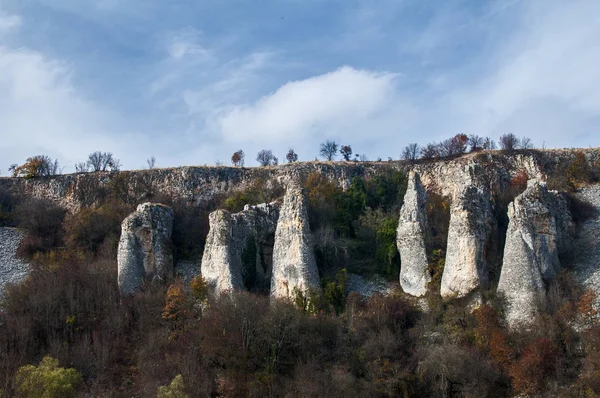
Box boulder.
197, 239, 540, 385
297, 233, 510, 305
497, 180, 573, 327
397, 171, 430, 297
117, 203, 174, 295
201, 203, 279, 295
271, 187, 320, 299
440, 184, 493, 299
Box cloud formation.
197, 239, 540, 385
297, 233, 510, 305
0, 0, 599, 171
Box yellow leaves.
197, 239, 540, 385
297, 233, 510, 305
15, 356, 82, 398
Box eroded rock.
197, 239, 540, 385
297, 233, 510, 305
117, 203, 174, 295
271, 187, 320, 299
497, 180, 573, 327
201, 203, 279, 295
397, 171, 430, 297
440, 184, 493, 299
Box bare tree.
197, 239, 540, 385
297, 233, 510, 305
272, 157, 279, 166
146, 156, 156, 169
421, 143, 439, 160
483, 137, 497, 150
359, 154, 368, 162
499, 133, 519, 151
402, 143, 420, 161
256, 149, 275, 166
468, 135, 485, 152
340, 145, 352, 161
286, 149, 298, 163
319, 141, 338, 161
87, 152, 119, 171
75, 162, 89, 173
520, 137, 534, 149
231, 150, 245, 167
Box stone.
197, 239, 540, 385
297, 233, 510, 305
396, 171, 431, 297
440, 184, 493, 299
201, 203, 279, 295
117, 203, 174, 295
271, 187, 320, 299
497, 180, 572, 327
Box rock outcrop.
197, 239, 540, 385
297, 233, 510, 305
201, 203, 279, 295
497, 180, 572, 327
117, 203, 175, 295
271, 187, 320, 299
397, 171, 430, 297
0, 227, 29, 300
440, 184, 493, 299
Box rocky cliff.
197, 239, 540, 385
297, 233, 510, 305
201, 203, 279, 295
497, 180, 573, 327
117, 203, 175, 295
2, 148, 600, 323
396, 171, 430, 297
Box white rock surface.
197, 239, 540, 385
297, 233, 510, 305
441, 184, 493, 299
397, 171, 430, 297
271, 187, 320, 299
0, 228, 29, 300
201, 203, 279, 295
497, 180, 572, 328
117, 203, 174, 295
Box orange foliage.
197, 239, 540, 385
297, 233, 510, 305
509, 338, 560, 394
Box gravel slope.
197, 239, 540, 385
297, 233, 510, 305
0, 227, 29, 300
570, 185, 600, 303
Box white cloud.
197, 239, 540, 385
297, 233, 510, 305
214, 67, 402, 144
0, 12, 20, 34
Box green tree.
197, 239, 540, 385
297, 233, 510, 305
325, 268, 348, 315
15, 356, 82, 398
157, 374, 189, 398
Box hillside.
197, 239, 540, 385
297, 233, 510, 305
0, 148, 600, 397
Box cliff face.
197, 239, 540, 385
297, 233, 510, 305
3, 149, 597, 212
117, 203, 175, 295
396, 171, 430, 297
497, 180, 573, 327
2, 148, 600, 321
201, 203, 279, 295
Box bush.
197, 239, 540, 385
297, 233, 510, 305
15, 356, 82, 398
157, 374, 188, 398
0, 188, 16, 227
15, 198, 66, 258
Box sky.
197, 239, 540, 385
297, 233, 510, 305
0, 0, 599, 172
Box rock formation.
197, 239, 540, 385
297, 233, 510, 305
0, 227, 29, 300
497, 180, 572, 327
397, 171, 430, 297
117, 203, 175, 295
271, 187, 320, 300
201, 203, 279, 295
440, 184, 493, 299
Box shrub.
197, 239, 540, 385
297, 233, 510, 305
10, 155, 60, 178
15, 198, 66, 258
15, 356, 82, 398
324, 269, 348, 315
0, 187, 16, 227
157, 374, 189, 398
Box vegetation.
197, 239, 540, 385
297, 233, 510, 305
319, 140, 338, 161
15, 356, 82, 398
256, 149, 276, 166
231, 149, 245, 167
9, 155, 60, 178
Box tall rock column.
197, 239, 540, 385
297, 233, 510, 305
117, 203, 174, 295
497, 180, 572, 327
271, 187, 320, 300
440, 184, 493, 299
201, 203, 279, 295
396, 171, 431, 297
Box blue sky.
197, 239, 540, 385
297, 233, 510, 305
0, 0, 599, 171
